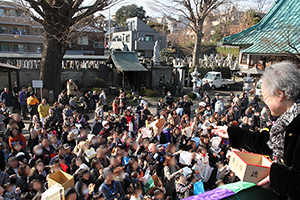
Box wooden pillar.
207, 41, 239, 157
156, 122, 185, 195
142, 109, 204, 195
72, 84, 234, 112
16, 70, 20, 88
136, 72, 139, 92
8, 71, 12, 91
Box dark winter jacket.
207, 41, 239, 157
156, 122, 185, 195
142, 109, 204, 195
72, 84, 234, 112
16, 176, 29, 193
99, 180, 125, 200
228, 113, 300, 200
0, 91, 13, 106
0, 171, 9, 186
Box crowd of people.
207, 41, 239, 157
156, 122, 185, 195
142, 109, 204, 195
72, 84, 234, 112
0, 62, 297, 200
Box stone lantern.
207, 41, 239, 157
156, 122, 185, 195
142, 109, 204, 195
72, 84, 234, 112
191, 68, 201, 93
243, 73, 254, 96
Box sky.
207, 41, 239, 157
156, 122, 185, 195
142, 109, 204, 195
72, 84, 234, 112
86, 0, 276, 19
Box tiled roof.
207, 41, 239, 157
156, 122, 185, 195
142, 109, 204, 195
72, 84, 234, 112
108, 51, 148, 72
222, 0, 300, 55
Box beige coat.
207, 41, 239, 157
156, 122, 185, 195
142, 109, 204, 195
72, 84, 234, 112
67, 81, 78, 96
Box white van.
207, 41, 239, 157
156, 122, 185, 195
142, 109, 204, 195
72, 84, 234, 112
255, 79, 263, 98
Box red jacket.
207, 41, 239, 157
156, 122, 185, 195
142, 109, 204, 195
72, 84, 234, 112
9, 134, 27, 149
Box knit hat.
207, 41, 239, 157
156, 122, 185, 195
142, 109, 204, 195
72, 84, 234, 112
102, 168, 113, 179
87, 134, 95, 142
63, 143, 70, 150
199, 102, 206, 107
102, 120, 109, 127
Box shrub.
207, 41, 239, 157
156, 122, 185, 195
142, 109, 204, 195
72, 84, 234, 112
90, 77, 108, 88
187, 92, 196, 100
140, 89, 159, 97
159, 48, 174, 63
215, 47, 239, 59
92, 87, 102, 94
190, 65, 232, 79
126, 93, 133, 99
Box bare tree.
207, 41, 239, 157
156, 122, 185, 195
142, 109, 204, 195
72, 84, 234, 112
152, 0, 226, 66
20, 0, 118, 95
210, 0, 242, 42
254, 0, 275, 12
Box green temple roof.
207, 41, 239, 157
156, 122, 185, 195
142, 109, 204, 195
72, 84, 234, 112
222, 0, 300, 55
108, 51, 148, 72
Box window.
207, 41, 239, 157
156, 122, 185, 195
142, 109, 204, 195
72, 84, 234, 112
241, 54, 247, 64
12, 44, 24, 52
131, 21, 136, 31
12, 27, 18, 34
18, 45, 24, 52
0, 26, 6, 34
0, 44, 7, 51
77, 36, 89, 45
145, 35, 154, 42
0, 9, 4, 16
126, 35, 130, 43
13, 44, 18, 52
93, 42, 104, 48
36, 45, 42, 53
16, 10, 22, 17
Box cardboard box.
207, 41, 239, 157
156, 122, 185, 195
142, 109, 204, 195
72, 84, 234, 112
42, 184, 64, 200
47, 170, 74, 190
229, 151, 272, 183
84, 148, 97, 163
155, 118, 166, 129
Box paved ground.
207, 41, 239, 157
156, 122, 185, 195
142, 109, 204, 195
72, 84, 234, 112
21, 77, 264, 139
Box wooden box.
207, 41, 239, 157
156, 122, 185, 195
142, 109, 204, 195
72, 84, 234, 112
229, 151, 272, 183
47, 170, 74, 190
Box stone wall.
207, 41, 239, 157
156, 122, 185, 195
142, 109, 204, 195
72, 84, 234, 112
150, 66, 173, 88
0, 64, 110, 90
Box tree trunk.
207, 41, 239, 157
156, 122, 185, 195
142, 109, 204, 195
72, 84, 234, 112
192, 28, 204, 66
40, 32, 65, 96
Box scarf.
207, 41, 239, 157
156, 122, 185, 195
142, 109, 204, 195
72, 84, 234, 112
267, 102, 300, 160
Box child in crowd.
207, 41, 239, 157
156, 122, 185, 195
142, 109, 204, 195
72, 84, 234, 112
175, 174, 190, 199
3, 182, 21, 200
129, 183, 143, 200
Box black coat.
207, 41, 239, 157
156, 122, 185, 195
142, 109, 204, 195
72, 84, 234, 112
228, 114, 300, 200
182, 100, 193, 116
0, 150, 5, 171
16, 176, 29, 193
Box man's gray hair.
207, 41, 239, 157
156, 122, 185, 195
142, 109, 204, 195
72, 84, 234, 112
262, 61, 300, 100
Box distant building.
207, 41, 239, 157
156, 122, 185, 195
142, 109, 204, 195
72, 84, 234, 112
0, 1, 105, 56
66, 26, 105, 56
109, 17, 166, 58
0, 1, 43, 53
148, 15, 187, 34
203, 6, 266, 42
222, 0, 299, 70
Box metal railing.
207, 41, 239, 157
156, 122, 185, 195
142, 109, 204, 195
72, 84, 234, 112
0, 31, 42, 36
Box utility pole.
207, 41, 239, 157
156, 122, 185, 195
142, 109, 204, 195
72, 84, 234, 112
108, 8, 111, 48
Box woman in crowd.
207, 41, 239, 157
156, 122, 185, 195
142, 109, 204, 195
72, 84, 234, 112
163, 155, 183, 199
1, 63, 295, 200
214, 61, 300, 199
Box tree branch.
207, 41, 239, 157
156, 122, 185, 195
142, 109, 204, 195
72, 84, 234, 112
24, 0, 45, 18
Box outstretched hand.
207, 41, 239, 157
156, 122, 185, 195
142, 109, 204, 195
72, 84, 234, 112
212, 125, 229, 139
257, 175, 271, 189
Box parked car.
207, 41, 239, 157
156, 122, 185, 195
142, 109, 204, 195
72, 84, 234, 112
202, 71, 235, 90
